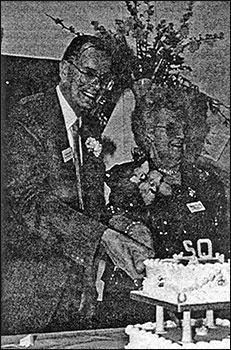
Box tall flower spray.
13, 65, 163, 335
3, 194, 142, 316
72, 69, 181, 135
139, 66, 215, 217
46, 1, 229, 126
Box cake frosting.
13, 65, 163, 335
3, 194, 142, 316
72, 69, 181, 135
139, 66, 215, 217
125, 319, 230, 349
141, 258, 230, 305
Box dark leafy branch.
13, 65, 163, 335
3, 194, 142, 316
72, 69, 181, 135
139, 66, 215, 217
45, 13, 82, 36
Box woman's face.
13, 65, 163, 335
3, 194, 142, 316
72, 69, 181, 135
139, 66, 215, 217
148, 107, 185, 171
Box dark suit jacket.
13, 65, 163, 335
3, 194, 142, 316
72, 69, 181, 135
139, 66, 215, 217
2, 88, 107, 334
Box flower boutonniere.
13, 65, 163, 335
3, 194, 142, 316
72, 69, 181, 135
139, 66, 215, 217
85, 137, 102, 157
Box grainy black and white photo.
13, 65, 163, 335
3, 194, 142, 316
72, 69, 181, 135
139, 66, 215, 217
1, 1, 230, 348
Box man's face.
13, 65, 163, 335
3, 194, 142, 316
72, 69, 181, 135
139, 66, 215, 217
61, 43, 111, 111
149, 108, 185, 171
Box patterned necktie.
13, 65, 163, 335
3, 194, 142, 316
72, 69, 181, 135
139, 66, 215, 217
71, 120, 84, 210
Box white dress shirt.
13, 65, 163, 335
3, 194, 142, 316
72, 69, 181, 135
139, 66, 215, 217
56, 85, 83, 164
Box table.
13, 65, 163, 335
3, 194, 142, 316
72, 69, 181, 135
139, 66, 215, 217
130, 290, 230, 343
1, 328, 128, 349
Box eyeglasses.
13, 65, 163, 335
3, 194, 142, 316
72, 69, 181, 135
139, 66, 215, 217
153, 123, 185, 131
68, 61, 111, 86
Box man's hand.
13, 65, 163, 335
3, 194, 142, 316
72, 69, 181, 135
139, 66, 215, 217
109, 214, 131, 232
125, 221, 154, 251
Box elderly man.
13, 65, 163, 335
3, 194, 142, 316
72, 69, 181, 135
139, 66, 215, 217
2, 35, 154, 334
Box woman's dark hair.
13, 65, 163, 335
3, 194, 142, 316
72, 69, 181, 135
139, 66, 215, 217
132, 85, 210, 163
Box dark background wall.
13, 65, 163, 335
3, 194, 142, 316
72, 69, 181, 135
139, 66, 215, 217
1, 55, 59, 116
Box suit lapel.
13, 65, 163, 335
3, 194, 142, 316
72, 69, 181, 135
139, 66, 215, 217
45, 89, 69, 151
44, 89, 75, 173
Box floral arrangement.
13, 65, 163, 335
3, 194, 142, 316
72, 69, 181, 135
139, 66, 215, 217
47, 1, 229, 126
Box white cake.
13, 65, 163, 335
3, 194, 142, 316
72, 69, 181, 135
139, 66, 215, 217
125, 256, 230, 349
141, 258, 230, 305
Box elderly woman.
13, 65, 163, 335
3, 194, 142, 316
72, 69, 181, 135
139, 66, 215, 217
131, 84, 229, 258
100, 83, 229, 323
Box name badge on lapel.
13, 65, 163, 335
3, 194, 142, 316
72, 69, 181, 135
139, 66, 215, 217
186, 201, 205, 213
62, 147, 73, 163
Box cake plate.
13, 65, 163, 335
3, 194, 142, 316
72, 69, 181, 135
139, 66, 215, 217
130, 290, 230, 343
